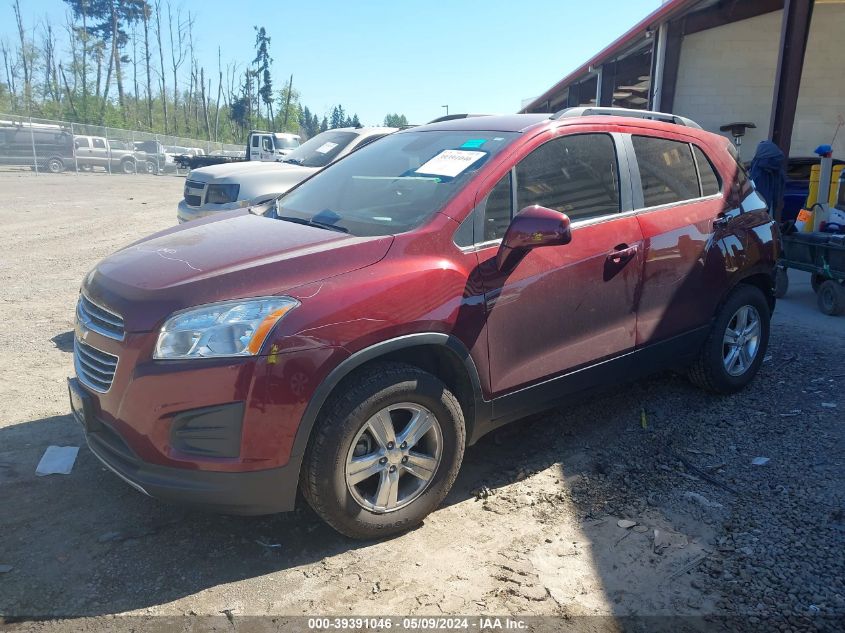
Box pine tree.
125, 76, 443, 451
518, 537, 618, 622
253, 26, 273, 127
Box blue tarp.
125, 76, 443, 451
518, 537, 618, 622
750, 140, 785, 216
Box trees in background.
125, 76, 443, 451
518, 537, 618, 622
0, 1, 381, 143
383, 113, 408, 127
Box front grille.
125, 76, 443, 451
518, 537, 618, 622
77, 294, 124, 340
74, 339, 118, 393
184, 179, 205, 206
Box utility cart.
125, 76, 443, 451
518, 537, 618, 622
775, 232, 845, 315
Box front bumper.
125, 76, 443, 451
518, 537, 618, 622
176, 199, 234, 223
71, 378, 300, 514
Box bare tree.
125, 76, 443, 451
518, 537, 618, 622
199, 66, 210, 140
167, 1, 187, 135
12, 0, 32, 110
214, 47, 222, 141
153, 1, 168, 133
1, 38, 18, 110
142, 3, 153, 128
131, 22, 139, 123
41, 20, 61, 105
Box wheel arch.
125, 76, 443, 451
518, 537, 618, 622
728, 267, 776, 314
288, 333, 488, 478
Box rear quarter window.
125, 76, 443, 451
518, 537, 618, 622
692, 145, 722, 196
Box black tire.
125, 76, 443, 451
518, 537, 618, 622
817, 280, 845, 316
301, 362, 465, 539
688, 284, 771, 394
46, 157, 64, 173
811, 273, 826, 294
120, 158, 136, 174
773, 266, 788, 299
144, 161, 157, 175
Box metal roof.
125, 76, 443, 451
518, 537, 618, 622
520, 0, 711, 113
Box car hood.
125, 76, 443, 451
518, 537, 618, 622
187, 161, 318, 200
86, 211, 393, 332
187, 160, 315, 183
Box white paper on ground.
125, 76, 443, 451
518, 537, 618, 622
35, 445, 79, 476
415, 150, 485, 178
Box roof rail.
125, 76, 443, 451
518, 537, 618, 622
551, 106, 702, 129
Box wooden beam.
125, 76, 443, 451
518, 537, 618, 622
659, 20, 684, 113
683, 0, 784, 35
769, 0, 814, 163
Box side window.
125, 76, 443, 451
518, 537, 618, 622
632, 136, 700, 207
92, 138, 106, 149
251, 136, 260, 148
75, 137, 90, 149
262, 136, 273, 152
480, 172, 513, 242
516, 133, 620, 221
692, 146, 721, 196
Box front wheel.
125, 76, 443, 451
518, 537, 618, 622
301, 362, 465, 539
120, 159, 136, 174
689, 284, 770, 394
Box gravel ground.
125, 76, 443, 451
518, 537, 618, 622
0, 173, 842, 632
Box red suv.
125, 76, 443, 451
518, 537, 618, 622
69, 108, 779, 538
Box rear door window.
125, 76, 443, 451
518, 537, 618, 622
515, 133, 620, 221
632, 136, 700, 207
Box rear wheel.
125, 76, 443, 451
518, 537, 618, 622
689, 284, 770, 394
301, 362, 465, 539
817, 280, 845, 316
46, 157, 64, 173
120, 158, 136, 174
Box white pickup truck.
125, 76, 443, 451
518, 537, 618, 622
174, 130, 300, 171
177, 127, 397, 223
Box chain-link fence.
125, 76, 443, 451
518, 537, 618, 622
0, 113, 243, 176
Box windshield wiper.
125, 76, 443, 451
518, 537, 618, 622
282, 157, 304, 165
276, 215, 349, 233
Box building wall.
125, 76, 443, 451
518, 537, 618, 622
673, 11, 781, 160
673, 5, 845, 160
794, 3, 845, 159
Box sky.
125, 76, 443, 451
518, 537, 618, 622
3, 0, 660, 126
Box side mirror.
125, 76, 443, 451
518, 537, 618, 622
496, 205, 571, 271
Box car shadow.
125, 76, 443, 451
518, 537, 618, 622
0, 368, 696, 619
50, 331, 74, 353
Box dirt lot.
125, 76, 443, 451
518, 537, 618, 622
0, 173, 843, 632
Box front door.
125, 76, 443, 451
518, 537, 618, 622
478, 132, 643, 397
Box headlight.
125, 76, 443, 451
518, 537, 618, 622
154, 297, 299, 359
206, 183, 240, 204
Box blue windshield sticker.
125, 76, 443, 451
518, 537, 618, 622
460, 139, 486, 149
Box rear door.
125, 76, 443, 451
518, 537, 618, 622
91, 137, 109, 168
477, 131, 644, 397
626, 132, 726, 345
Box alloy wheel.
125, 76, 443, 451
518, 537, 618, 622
722, 305, 761, 376
345, 402, 443, 513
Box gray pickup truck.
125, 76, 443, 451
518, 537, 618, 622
73, 135, 154, 174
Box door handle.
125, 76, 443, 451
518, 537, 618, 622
607, 244, 638, 265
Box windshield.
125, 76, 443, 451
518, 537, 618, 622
274, 135, 300, 150
282, 130, 358, 167
273, 130, 519, 236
